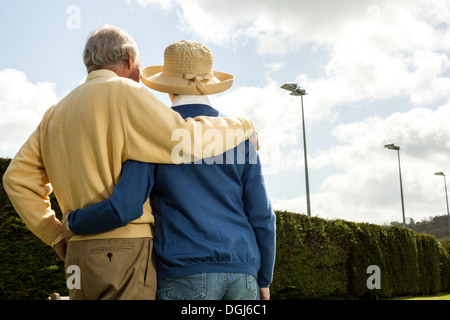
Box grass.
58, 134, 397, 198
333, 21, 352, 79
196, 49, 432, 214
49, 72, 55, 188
392, 293, 450, 300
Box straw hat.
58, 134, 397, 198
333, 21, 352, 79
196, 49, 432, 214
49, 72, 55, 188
140, 40, 234, 95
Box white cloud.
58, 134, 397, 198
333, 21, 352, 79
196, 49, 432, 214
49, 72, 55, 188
136, 0, 450, 121
264, 62, 285, 73
273, 100, 450, 224
209, 76, 450, 223
211, 82, 303, 175
168, 1, 450, 52
212, 82, 299, 144
171, 0, 376, 53
0, 69, 59, 157
298, 32, 450, 119
128, 0, 174, 11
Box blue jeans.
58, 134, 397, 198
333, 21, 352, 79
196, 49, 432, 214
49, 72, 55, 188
157, 273, 259, 300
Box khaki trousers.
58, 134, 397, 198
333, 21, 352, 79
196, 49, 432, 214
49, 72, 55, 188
65, 237, 156, 300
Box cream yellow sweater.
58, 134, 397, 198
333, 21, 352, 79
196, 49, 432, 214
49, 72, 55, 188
3, 70, 254, 246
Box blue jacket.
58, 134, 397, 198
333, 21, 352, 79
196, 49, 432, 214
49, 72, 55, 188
69, 104, 276, 287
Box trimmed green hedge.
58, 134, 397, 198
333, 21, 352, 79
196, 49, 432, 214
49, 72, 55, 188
271, 211, 450, 299
272, 213, 350, 299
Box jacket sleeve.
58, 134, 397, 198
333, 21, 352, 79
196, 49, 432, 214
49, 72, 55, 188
241, 141, 276, 287
2, 118, 63, 246
68, 161, 154, 235
122, 82, 256, 164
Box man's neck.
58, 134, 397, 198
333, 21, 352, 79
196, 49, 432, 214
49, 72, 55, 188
99, 65, 139, 83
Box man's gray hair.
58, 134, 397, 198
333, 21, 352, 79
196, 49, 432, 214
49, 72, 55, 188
83, 25, 140, 73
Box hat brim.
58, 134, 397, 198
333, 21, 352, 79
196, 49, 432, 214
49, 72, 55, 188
140, 66, 234, 95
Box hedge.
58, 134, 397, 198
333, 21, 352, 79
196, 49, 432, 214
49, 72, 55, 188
271, 211, 450, 299
1, 155, 449, 299
1, 209, 449, 300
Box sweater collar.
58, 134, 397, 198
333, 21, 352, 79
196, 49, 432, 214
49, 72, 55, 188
85, 69, 119, 82
172, 95, 212, 107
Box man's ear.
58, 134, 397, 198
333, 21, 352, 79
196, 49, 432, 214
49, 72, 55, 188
127, 56, 133, 70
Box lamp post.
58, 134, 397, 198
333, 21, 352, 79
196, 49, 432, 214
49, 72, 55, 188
384, 143, 406, 228
281, 82, 311, 217
434, 172, 450, 238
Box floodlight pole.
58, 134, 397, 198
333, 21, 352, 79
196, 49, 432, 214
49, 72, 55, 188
396, 149, 406, 228
434, 172, 450, 238
300, 93, 311, 217
281, 83, 311, 217
384, 144, 406, 228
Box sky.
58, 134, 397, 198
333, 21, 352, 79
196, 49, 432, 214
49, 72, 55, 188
1, 0, 450, 226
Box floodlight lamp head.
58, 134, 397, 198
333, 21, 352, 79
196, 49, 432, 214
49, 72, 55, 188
291, 88, 307, 96
281, 82, 298, 91
384, 143, 400, 150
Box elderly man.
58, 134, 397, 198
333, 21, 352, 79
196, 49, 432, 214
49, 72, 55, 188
2, 25, 255, 300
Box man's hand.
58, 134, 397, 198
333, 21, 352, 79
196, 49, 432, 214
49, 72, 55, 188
62, 211, 74, 241
54, 239, 67, 261
259, 287, 270, 300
